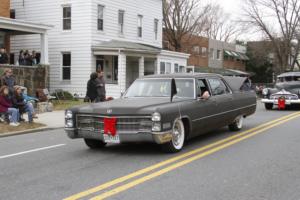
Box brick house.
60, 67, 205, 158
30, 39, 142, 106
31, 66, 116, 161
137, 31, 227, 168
163, 33, 249, 72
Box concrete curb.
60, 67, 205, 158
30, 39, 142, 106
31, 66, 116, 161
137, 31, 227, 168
0, 126, 63, 138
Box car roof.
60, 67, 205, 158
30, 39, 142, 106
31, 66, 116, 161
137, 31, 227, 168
277, 72, 300, 78
142, 73, 222, 79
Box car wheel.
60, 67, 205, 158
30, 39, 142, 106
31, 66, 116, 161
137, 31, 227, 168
84, 138, 106, 149
161, 119, 185, 153
265, 103, 273, 110
228, 115, 243, 131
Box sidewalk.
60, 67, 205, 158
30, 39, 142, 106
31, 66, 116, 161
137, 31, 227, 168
34, 110, 65, 129
0, 110, 65, 138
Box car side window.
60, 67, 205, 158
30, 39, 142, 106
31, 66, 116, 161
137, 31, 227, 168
197, 79, 210, 97
208, 78, 230, 96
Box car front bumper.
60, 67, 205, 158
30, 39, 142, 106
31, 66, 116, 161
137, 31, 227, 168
261, 99, 300, 105
65, 128, 173, 144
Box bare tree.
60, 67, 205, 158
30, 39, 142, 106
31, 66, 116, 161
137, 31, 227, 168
163, 0, 211, 51
243, 0, 300, 73
203, 4, 244, 42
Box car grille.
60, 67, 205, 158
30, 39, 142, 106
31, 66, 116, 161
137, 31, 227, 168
76, 114, 153, 133
270, 94, 299, 100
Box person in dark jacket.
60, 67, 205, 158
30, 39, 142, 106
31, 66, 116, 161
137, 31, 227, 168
12, 86, 35, 123
85, 72, 98, 102
0, 48, 9, 64
18, 50, 26, 65
1, 68, 16, 98
0, 86, 20, 126
95, 70, 106, 102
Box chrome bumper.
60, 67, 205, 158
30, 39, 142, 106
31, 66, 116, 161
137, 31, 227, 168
65, 128, 172, 144
261, 99, 300, 105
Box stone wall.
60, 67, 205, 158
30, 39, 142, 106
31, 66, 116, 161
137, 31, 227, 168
0, 64, 49, 96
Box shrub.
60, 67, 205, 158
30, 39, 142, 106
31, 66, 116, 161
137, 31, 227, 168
51, 90, 75, 100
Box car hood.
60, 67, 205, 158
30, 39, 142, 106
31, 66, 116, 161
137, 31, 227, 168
74, 98, 173, 115
275, 82, 300, 95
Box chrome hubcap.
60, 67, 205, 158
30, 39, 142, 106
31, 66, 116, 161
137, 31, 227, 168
236, 116, 243, 129
172, 120, 184, 150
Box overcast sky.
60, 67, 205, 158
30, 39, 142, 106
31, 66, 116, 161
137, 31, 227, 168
208, 0, 263, 41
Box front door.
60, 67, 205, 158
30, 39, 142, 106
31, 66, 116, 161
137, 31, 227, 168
189, 79, 219, 137
126, 57, 139, 89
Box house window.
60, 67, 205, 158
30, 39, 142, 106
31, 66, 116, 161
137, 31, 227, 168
118, 10, 125, 34
137, 15, 143, 38
104, 56, 118, 84
160, 62, 165, 74
98, 5, 104, 31
210, 48, 214, 59
63, 6, 71, 30
154, 19, 159, 40
216, 50, 221, 60
174, 64, 179, 73
193, 46, 200, 54
62, 53, 71, 80
201, 47, 207, 57
163, 40, 170, 50
160, 62, 171, 74
10, 9, 15, 19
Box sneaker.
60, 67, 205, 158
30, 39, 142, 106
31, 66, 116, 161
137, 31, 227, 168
9, 122, 20, 127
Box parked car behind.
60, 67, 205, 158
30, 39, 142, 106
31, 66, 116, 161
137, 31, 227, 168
261, 72, 300, 110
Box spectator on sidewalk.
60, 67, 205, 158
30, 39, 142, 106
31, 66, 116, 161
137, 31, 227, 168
24, 50, 32, 66
0, 48, 9, 64
12, 86, 36, 123
18, 50, 26, 65
0, 86, 20, 126
31, 51, 38, 65
85, 72, 98, 103
0, 68, 16, 98
96, 70, 106, 102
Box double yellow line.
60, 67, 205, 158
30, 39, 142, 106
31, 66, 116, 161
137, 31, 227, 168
65, 112, 300, 200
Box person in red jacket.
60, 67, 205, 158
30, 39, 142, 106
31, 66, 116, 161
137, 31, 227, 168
0, 86, 20, 126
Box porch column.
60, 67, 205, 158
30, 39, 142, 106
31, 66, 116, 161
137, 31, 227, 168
40, 32, 49, 64
156, 57, 160, 74
138, 56, 144, 77
118, 53, 127, 94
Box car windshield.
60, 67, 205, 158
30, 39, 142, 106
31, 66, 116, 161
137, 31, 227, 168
277, 76, 300, 82
124, 78, 195, 98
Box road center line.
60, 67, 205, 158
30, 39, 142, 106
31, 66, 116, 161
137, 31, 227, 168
90, 113, 300, 200
64, 111, 300, 200
0, 144, 66, 159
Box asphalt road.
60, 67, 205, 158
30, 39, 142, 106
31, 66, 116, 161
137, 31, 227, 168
1, 102, 300, 200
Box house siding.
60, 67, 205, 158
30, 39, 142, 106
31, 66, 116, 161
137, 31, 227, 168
91, 0, 162, 48
10, 0, 93, 96
10, 0, 163, 97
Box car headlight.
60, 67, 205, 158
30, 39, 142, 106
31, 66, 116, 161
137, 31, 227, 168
65, 110, 73, 119
152, 122, 161, 132
262, 88, 269, 96
152, 112, 161, 122
65, 110, 74, 128
65, 119, 74, 128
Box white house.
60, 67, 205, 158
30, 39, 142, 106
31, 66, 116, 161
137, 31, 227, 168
10, 0, 189, 98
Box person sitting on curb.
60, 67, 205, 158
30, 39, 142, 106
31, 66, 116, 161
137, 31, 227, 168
12, 86, 36, 123
0, 86, 20, 126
